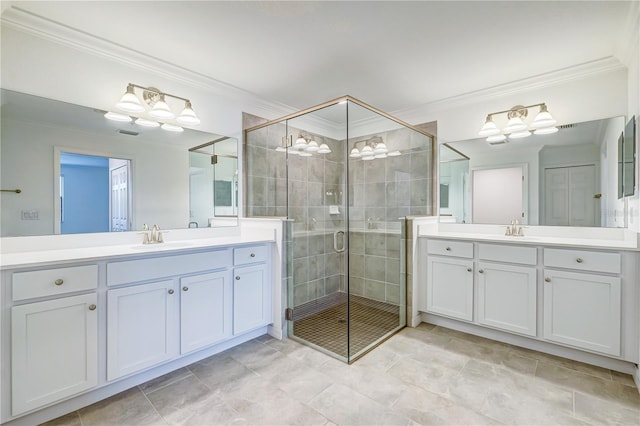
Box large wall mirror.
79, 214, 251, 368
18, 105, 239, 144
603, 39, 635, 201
0, 89, 238, 237
439, 116, 626, 228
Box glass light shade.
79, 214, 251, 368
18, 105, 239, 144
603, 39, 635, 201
478, 117, 500, 137
374, 142, 388, 153
486, 134, 506, 143
349, 148, 362, 158
503, 116, 527, 133
149, 96, 175, 120
293, 135, 307, 149
318, 143, 331, 154
374, 153, 387, 159
104, 111, 132, 122
287, 149, 300, 155
135, 117, 160, 127
275, 146, 287, 152
387, 150, 401, 157
531, 105, 556, 128
362, 155, 375, 161
534, 126, 559, 135
176, 102, 200, 125
360, 145, 374, 156
305, 140, 319, 152
298, 151, 312, 157
509, 130, 531, 139
160, 123, 183, 132
116, 86, 145, 113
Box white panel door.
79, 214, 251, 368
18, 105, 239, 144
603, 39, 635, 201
477, 262, 537, 336
233, 264, 271, 335
544, 165, 597, 226
426, 257, 474, 321
543, 269, 621, 356
472, 167, 524, 224
107, 280, 179, 380
12, 293, 98, 415
180, 271, 232, 354
110, 163, 129, 231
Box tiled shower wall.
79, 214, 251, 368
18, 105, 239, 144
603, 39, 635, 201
245, 114, 433, 308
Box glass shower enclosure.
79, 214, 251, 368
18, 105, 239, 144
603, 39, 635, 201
245, 97, 434, 363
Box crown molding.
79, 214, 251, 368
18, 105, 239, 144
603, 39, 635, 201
1, 6, 295, 119
393, 56, 627, 120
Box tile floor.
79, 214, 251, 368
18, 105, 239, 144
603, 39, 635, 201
44, 324, 640, 425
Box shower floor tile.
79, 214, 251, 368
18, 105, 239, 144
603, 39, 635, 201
293, 299, 399, 359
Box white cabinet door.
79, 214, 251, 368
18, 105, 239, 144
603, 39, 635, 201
477, 262, 537, 336
12, 293, 98, 415
426, 257, 474, 321
107, 280, 179, 381
233, 264, 271, 335
543, 269, 621, 356
180, 271, 232, 354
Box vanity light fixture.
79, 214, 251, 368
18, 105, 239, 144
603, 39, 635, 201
479, 103, 558, 143
276, 134, 332, 156
105, 83, 201, 131
349, 136, 394, 161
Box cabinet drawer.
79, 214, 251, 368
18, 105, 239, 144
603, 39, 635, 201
427, 239, 473, 259
479, 244, 537, 265
107, 249, 232, 286
234, 244, 269, 266
543, 248, 620, 274
13, 265, 98, 301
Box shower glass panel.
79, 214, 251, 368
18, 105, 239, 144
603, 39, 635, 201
244, 97, 434, 363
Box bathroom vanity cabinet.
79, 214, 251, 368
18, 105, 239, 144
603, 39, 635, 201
419, 237, 638, 367
1, 241, 273, 425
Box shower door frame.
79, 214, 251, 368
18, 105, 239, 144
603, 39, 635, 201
244, 95, 437, 363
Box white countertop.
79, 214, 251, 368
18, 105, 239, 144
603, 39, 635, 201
0, 235, 275, 269
417, 230, 639, 250
415, 222, 640, 250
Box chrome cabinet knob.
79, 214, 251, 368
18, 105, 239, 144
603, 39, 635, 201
236, 276, 241, 280
183, 286, 189, 292
168, 289, 175, 294
88, 304, 97, 311
250, 253, 256, 257
54, 279, 64, 286
467, 267, 472, 272
445, 247, 451, 251
545, 277, 551, 282
479, 269, 484, 274
576, 258, 583, 263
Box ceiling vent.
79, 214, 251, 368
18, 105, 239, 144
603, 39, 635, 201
117, 129, 139, 136
488, 140, 508, 146
558, 124, 575, 130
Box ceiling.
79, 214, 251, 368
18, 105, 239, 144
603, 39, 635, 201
3, 1, 634, 115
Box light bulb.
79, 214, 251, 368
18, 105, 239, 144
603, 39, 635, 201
318, 143, 331, 154
135, 117, 160, 128
176, 101, 200, 125
509, 130, 531, 139
160, 123, 183, 132
531, 104, 556, 128
104, 111, 132, 122
116, 84, 145, 113
486, 134, 506, 143
149, 94, 175, 120
479, 116, 500, 137
534, 126, 559, 135
503, 116, 527, 133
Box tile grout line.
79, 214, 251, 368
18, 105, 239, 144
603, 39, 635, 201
138, 386, 170, 426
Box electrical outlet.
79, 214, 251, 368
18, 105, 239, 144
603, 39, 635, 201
21, 210, 39, 220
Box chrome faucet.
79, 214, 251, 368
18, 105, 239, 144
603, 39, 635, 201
367, 217, 378, 229
309, 217, 316, 231
140, 223, 164, 244
188, 221, 198, 228
505, 219, 524, 237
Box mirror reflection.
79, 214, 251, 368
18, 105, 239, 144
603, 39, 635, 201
0, 89, 238, 237
440, 116, 626, 228
189, 138, 238, 227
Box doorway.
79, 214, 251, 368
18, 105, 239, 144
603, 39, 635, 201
543, 165, 598, 226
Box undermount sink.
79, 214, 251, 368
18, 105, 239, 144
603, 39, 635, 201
130, 241, 195, 250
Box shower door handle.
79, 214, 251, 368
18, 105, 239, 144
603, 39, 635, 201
334, 230, 345, 253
